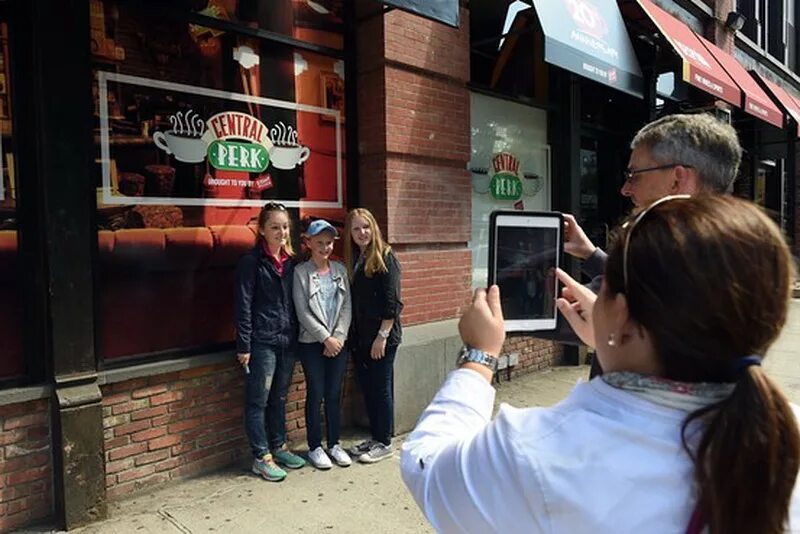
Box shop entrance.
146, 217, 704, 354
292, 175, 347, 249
577, 81, 642, 254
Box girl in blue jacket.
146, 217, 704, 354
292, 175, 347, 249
235, 202, 306, 482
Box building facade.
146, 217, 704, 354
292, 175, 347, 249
0, 0, 798, 531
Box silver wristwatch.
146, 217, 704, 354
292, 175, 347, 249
377, 328, 391, 339
456, 346, 499, 373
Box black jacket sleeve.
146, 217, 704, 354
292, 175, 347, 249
380, 251, 402, 320
234, 254, 256, 353
582, 248, 607, 279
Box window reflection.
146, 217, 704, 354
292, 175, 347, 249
91, 1, 347, 362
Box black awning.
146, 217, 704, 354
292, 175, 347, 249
379, 0, 460, 28
531, 0, 643, 98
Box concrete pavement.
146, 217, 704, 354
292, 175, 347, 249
26, 301, 800, 534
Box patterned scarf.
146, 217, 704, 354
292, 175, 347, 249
601, 372, 734, 412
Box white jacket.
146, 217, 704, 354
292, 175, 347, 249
401, 369, 800, 533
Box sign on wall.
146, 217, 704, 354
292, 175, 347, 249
469, 92, 551, 289
378, 0, 459, 28
98, 71, 343, 208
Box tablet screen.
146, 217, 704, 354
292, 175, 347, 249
492, 214, 560, 331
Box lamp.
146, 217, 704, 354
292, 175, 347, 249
725, 11, 746, 31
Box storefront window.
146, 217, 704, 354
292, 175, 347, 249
468, 92, 550, 288
191, 0, 344, 50
0, 17, 22, 380
92, 0, 347, 362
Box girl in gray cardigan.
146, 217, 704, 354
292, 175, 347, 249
293, 219, 352, 469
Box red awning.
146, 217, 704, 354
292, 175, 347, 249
697, 41, 784, 128
753, 72, 800, 137
635, 0, 740, 106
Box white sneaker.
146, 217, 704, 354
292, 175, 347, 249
328, 444, 352, 467
308, 446, 333, 470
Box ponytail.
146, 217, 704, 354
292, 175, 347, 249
683, 367, 800, 533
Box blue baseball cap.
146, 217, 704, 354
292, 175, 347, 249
306, 219, 339, 238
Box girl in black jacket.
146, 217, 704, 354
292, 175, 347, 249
344, 208, 403, 464
235, 202, 306, 481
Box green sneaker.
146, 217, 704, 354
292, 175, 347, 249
272, 445, 306, 469
252, 454, 287, 482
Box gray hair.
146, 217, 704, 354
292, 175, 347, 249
630, 113, 742, 193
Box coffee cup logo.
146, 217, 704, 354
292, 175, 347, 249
153, 110, 207, 163
269, 121, 311, 170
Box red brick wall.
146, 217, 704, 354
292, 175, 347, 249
101, 363, 249, 499
503, 337, 563, 376
358, 7, 473, 326
0, 399, 52, 532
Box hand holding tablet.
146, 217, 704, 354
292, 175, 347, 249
487, 211, 564, 333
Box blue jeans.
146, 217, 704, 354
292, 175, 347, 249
298, 342, 348, 450
354, 344, 397, 446
244, 342, 295, 459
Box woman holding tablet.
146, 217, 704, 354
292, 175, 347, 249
402, 195, 800, 533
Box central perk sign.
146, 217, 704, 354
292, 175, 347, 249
491, 152, 523, 201
202, 112, 273, 173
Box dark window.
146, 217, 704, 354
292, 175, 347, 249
767, 0, 787, 61
92, 0, 348, 364
0, 14, 22, 382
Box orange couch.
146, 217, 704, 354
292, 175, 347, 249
97, 225, 255, 360
0, 230, 23, 378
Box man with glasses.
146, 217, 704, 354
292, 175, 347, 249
566, 112, 742, 272
537, 113, 742, 371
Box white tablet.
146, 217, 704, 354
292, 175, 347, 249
488, 211, 563, 332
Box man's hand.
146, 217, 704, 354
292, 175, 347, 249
237, 352, 250, 366
563, 214, 597, 260
458, 285, 505, 356
555, 268, 597, 348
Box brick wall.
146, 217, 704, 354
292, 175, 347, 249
358, 7, 473, 326
101, 363, 249, 500
502, 337, 563, 377
0, 399, 52, 532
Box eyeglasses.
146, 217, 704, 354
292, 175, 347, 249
622, 194, 691, 293
623, 164, 693, 183
262, 201, 287, 211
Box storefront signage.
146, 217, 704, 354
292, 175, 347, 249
531, 0, 643, 98
490, 152, 523, 201
98, 71, 343, 208
207, 140, 269, 173
378, 0, 459, 28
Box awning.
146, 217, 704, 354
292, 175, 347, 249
634, 0, 740, 106
752, 72, 800, 137
697, 41, 784, 128
529, 0, 643, 98
379, 0, 459, 28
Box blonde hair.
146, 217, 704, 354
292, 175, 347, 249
256, 202, 295, 256
344, 208, 391, 278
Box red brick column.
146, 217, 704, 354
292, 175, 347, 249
356, 6, 473, 325
711, 0, 735, 52
0, 399, 52, 531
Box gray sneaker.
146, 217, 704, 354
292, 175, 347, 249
347, 439, 375, 457
357, 442, 393, 464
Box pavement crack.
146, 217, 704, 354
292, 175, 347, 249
158, 509, 193, 534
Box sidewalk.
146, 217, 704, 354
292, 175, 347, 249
29, 301, 800, 534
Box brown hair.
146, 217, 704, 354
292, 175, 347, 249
255, 202, 294, 256
604, 195, 799, 533
344, 208, 391, 278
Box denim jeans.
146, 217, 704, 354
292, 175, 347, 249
298, 342, 348, 450
354, 344, 397, 446
244, 342, 295, 459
